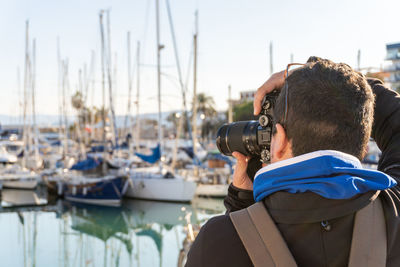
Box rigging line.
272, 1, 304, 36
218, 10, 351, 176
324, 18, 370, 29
185, 39, 194, 94
105, 9, 119, 147
165, 0, 187, 101
83, 64, 89, 105
124, 31, 133, 132
83, 51, 95, 108
165, 0, 200, 165
89, 50, 96, 108
125, 36, 137, 120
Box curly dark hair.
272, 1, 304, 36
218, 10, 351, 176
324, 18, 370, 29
273, 57, 374, 160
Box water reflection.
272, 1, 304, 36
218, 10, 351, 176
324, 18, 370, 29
0, 197, 224, 267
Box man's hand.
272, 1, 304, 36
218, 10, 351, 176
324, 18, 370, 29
253, 70, 285, 115
232, 152, 253, 190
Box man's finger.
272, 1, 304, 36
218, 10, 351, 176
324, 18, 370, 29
253, 71, 285, 115
232, 151, 246, 162
232, 152, 250, 166
253, 88, 268, 115
232, 152, 253, 190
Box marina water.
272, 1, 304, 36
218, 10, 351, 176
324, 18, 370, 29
0, 197, 224, 267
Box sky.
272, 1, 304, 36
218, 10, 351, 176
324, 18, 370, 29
1, 0, 399, 119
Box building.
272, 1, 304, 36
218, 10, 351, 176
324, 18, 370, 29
239, 90, 256, 102
385, 42, 400, 91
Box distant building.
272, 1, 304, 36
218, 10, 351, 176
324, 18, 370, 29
385, 43, 400, 91
239, 90, 256, 102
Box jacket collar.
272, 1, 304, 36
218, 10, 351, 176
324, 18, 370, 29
255, 150, 361, 179
263, 190, 379, 224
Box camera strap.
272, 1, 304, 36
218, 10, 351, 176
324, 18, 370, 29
229, 196, 386, 267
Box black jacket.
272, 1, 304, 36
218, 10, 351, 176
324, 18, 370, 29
186, 79, 400, 267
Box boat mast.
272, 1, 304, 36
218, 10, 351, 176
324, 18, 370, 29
89, 50, 96, 142
99, 11, 107, 174
76, 69, 86, 158
113, 53, 119, 140
62, 60, 70, 159
17, 67, 22, 125
125, 31, 133, 154
192, 10, 198, 160
22, 20, 30, 169
156, 0, 163, 171
57, 37, 63, 155
82, 63, 89, 145
106, 10, 118, 147
31, 38, 40, 168
135, 41, 141, 152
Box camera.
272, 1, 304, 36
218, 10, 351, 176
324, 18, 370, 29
216, 90, 280, 164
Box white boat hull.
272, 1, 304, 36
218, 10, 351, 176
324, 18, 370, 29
125, 177, 197, 202
195, 184, 229, 197
2, 180, 38, 190
1, 189, 47, 207
0, 171, 40, 190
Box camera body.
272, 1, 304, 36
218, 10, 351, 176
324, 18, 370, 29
216, 90, 280, 164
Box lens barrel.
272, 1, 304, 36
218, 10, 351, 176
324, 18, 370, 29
216, 121, 260, 157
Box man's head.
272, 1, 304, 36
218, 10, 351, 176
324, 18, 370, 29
270, 57, 374, 163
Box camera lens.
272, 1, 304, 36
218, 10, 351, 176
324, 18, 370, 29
216, 121, 259, 156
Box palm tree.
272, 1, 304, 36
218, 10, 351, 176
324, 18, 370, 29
193, 93, 217, 141
195, 93, 216, 117
71, 91, 84, 110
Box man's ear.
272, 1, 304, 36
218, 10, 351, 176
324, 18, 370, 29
271, 123, 292, 162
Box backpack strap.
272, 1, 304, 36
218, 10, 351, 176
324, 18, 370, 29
230, 197, 387, 267
229, 202, 297, 267
348, 197, 386, 267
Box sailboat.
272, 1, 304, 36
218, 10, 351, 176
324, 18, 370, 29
0, 21, 42, 191
0, 166, 39, 190
44, 12, 129, 207
61, 173, 128, 207
125, 165, 197, 202
124, 0, 197, 202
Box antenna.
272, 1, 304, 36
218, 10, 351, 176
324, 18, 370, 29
269, 41, 273, 75
228, 85, 233, 123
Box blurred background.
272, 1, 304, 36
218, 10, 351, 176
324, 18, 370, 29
0, 0, 396, 266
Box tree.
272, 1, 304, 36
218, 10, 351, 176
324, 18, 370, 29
93, 106, 108, 125
193, 93, 217, 140
167, 93, 219, 140
201, 115, 226, 141
71, 91, 84, 110
166, 111, 189, 138
233, 101, 257, 121
195, 93, 217, 117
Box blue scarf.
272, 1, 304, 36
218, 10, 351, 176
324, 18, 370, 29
253, 150, 397, 202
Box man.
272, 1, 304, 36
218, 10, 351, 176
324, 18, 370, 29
185, 57, 400, 266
